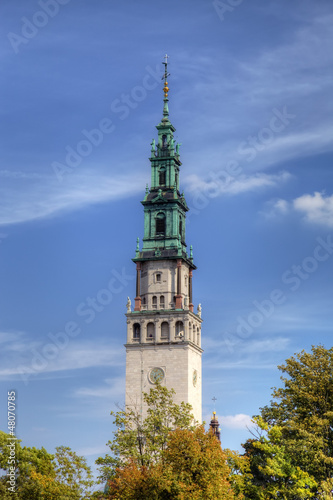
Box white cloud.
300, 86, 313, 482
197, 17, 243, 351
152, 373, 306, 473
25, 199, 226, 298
263, 191, 333, 227
293, 191, 333, 227
220, 414, 253, 430
76, 445, 110, 457
184, 171, 291, 198
274, 199, 289, 214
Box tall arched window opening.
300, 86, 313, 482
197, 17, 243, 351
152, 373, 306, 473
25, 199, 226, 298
175, 321, 184, 338
147, 322, 155, 340
133, 323, 140, 340
156, 213, 165, 236
159, 168, 166, 186
161, 322, 169, 340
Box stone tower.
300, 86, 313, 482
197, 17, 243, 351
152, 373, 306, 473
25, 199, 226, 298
125, 56, 202, 423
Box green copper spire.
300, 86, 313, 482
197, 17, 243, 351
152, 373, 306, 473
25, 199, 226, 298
133, 56, 195, 270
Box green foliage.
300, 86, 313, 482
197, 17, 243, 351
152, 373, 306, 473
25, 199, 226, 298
242, 418, 317, 499
97, 384, 241, 499
96, 383, 195, 482
243, 345, 333, 498
54, 445, 94, 498
0, 431, 94, 499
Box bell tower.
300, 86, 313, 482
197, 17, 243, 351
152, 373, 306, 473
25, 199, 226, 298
125, 55, 203, 423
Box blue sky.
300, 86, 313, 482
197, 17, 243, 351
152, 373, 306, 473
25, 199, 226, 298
1, 0, 333, 479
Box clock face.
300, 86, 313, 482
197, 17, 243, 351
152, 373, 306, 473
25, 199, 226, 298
193, 370, 198, 387
149, 367, 164, 384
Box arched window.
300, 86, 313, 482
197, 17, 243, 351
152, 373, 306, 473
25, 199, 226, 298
147, 322, 155, 340
197, 327, 200, 344
159, 168, 166, 186
156, 213, 165, 236
133, 323, 140, 340
189, 323, 192, 342
152, 296, 157, 309
162, 135, 167, 149
142, 297, 146, 305
175, 321, 184, 338
161, 321, 169, 340
179, 217, 183, 240
160, 295, 165, 309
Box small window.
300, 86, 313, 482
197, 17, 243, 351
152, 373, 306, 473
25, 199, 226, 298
160, 295, 165, 309
156, 273, 161, 283
142, 297, 146, 305
162, 135, 167, 149
152, 296, 157, 309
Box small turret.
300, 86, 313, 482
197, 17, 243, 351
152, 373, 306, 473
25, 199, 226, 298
209, 411, 221, 442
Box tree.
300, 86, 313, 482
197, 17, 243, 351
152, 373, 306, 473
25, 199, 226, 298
242, 418, 317, 499
0, 431, 94, 499
243, 345, 333, 498
96, 384, 195, 482
97, 384, 242, 499
106, 426, 241, 499
54, 446, 94, 498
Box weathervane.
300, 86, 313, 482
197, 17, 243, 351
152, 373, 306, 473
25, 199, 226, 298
212, 396, 217, 411
162, 53, 170, 98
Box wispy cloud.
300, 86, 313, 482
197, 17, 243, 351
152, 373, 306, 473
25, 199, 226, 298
176, 14, 333, 174
0, 331, 24, 344
184, 171, 291, 197
203, 336, 290, 354
74, 377, 125, 400
0, 170, 45, 179
0, 169, 145, 226
0, 333, 125, 380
